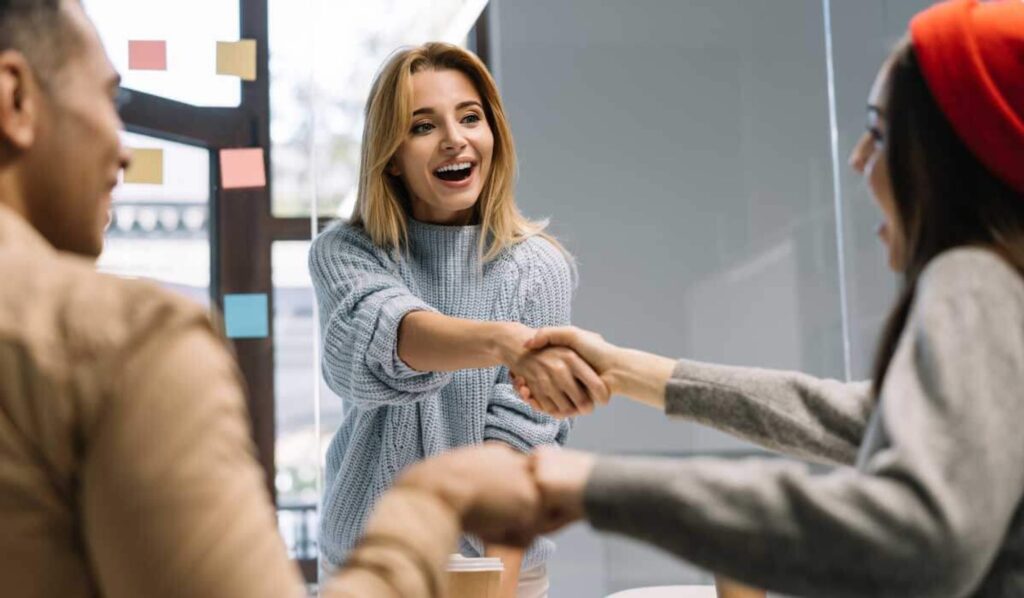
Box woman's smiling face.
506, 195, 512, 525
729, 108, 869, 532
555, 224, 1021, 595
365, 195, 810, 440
389, 68, 494, 225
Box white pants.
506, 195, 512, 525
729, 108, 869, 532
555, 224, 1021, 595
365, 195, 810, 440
516, 564, 549, 598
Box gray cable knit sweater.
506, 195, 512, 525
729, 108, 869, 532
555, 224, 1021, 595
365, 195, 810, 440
311, 218, 572, 571
585, 248, 1024, 597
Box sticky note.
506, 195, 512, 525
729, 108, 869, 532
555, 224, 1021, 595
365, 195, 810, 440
128, 40, 167, 71
216, 40, 257, 81
123, 148, 164, 184
219, 148, 266, 189
224, 293, 269, 339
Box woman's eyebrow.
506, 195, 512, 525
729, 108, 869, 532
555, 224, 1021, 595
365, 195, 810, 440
412, 101, 483, 117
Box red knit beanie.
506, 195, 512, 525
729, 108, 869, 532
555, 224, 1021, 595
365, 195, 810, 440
910, 0, 1024, 193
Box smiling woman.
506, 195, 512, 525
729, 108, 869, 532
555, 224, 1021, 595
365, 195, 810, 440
309, 42, 609, 598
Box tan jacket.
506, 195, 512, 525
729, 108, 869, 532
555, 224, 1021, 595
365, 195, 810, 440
0, 204, 458, 598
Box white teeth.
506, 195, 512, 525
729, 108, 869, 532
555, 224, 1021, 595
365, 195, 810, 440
435, 162, 472, 173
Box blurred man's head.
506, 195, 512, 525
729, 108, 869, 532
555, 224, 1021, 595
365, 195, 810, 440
0, 0, 129, 257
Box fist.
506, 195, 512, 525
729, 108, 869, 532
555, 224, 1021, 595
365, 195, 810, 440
529, 446, 597, 534
396, 444, 541, 547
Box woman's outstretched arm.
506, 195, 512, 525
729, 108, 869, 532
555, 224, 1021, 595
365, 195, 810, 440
522, 327, 872, 466
311, 223, 605, 412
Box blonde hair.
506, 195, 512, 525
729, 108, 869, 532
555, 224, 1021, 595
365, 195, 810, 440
350, 42, 564, 262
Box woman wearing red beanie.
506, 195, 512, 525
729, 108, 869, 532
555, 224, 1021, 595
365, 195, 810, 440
516, 0, 1024, 595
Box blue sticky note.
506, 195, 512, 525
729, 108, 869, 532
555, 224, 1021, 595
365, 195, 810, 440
224, 293, 269, 339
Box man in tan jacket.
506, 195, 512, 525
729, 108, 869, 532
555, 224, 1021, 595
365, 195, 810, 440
0, 1, 542, 597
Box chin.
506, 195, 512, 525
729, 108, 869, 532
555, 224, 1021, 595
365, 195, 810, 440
887, 249, 905, 273
77, 229, 106, 259
75, 240, 104, 260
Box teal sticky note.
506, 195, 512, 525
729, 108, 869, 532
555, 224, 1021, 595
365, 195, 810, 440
224, 293, 268, 339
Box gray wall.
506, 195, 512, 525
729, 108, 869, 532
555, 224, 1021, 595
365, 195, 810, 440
493, 0, 932, 594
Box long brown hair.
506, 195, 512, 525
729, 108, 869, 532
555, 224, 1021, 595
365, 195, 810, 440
350, 42, 564, 262
870, 40, 1024, 394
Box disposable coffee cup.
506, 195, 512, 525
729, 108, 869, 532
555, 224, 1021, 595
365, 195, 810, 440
446, 554, 504, 598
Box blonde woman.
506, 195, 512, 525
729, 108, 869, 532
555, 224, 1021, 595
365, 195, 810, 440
309, 43, 607, 597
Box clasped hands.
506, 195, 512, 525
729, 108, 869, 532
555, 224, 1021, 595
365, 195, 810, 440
395, 443, 597, 548
392, 326, 631, 546
503, 324, 622, 418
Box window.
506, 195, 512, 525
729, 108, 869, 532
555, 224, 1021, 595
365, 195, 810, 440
85, 0, 242, 107
272, 241, 330, 563
99, 131, 211, 307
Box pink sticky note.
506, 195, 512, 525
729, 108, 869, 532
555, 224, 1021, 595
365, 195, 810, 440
220, 148, 266, 189
128, 40, 167, 71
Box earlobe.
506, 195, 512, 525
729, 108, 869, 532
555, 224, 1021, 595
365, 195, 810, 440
386, 161, 401, 176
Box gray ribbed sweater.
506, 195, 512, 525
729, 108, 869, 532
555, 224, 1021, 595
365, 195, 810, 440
310, 219, 572, 571
585, 248, 1024, 597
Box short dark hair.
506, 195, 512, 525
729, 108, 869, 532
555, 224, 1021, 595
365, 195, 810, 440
871, 39, 1024, 394
0, 0, 72, 85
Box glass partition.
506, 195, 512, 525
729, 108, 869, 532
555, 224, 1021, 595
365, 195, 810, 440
494, 0, 936, 593
99, 131, 211, 306
272, 240, 320, 562
86, 0, 242, 107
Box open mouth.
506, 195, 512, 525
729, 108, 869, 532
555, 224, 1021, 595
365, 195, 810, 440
433, 161, 474, 182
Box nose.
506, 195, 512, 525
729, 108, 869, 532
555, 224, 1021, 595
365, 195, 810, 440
440, 121, 467, 153
849, 132, 871, 174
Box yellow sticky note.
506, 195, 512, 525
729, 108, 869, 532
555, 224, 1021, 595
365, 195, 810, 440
124, 148, 164, 185
216, 40, 257, 81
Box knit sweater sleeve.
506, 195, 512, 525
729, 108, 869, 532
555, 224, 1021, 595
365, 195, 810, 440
666, 361, 872, 466
310, 224, 452, 408
484, 238, 574, 451
583, 249, 1024, 597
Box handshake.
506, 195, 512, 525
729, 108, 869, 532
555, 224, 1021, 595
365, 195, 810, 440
504, 325, 628, 418
394, 443, 598, 548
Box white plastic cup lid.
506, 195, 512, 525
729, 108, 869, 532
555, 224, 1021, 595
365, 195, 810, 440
445, 554, 505, 572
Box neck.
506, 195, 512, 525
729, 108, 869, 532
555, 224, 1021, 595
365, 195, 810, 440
0, 170, 31, 223
410, 201, 476, 226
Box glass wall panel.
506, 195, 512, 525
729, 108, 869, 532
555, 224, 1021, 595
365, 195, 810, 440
272, 241, 327, 563
99, 131, 211, 307
85, 0, 242, 107
496, 0, 842, 593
